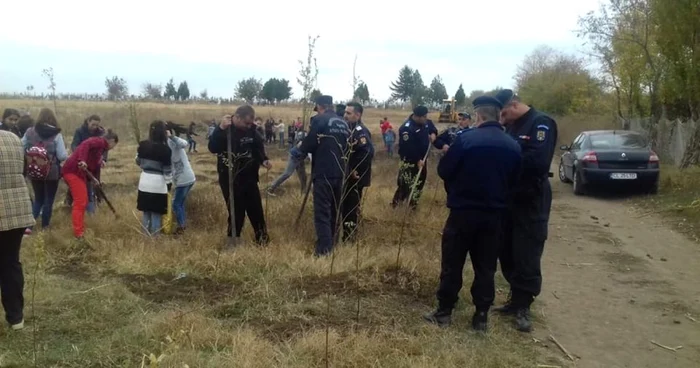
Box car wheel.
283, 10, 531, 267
573, 170, 586, 195
558, 161, 572, 183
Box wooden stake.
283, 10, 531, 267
549, 335, 575, 361
650, 340, 683, 352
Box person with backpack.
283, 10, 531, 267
21, 108, 67, 233
166, 122, 196, 234
62, 130, 119, 240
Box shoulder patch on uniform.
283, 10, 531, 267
360, 136, 367, 145
536, 129, 546, 142
536, 124, 550, 130
402, 132, 409, 141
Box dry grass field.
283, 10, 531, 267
2, 99, 666, 368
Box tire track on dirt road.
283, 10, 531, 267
533, 174, 700, 368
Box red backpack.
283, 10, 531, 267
26, 141, 53, 180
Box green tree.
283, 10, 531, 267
515, 46, 603, 115
260, 78, 292, 103
454, 84, 466, 107
390, 65, 416, 102
176, 81, 190, 101
105, 76, 128, 100
354, 82, 370, 104
142, 82, 162, 99
428, 75, 448, 106
410, 70, 427, 107
164, 78, 177, 100
199, 89, 208, 100
235, 77, 262, 103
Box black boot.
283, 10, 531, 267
493, 292, 517, 315
515, 308, 533, 332
471, 310, 488, 332
422, 308, 452, 328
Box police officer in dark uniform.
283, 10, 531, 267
423, 96, 522, 332
341, 102, 374, 242
434, 112, 472, 154
299, 95, 350, 256
208, 106, 272, 246
493, 89, 558, 332
391, 105, 438, 209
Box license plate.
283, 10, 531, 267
610, 173, 637, 180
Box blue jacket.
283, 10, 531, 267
398, 117, 438, 163
438, 121, 522, 211
300, 110, 350, 180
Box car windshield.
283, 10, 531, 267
589, 133, 648, 149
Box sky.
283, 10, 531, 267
0, 0, 602, 101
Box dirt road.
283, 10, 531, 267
533, 176, 700, 367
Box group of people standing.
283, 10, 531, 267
0, 90, 557, 335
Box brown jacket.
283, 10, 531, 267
0, 130, 34, 232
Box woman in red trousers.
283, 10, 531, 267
62, 130, 119, 239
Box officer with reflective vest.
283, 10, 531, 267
299, 95, 350, 256
423, 95, 521, 332
493, 89, 558, 332
391, 105, 438, 209
433, 112, 472, 154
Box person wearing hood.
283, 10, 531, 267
0, 109, 21, 137
21, 108, 68, 232
67, 115, 106, 213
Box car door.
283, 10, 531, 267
563, 134, 583, 179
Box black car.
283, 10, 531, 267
558, 130, 660, 195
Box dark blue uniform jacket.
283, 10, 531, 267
398, 118, 438, 163
438, 121, 522, 211
300, 110, 350, 180
348, 121, 374, 187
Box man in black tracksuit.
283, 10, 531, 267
208, 106, 272, 246
494, 89, 558, 332
391, 105, 438, 209
433, 112, 472, 154
341, 102, 373, 242
299, 95, 350, 256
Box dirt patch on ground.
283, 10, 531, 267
294, 267, 434, 301
599, 250, 646, 272
119, 272, 237, 304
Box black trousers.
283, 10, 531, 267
437, 209, 503, 312
499, 211, 547, 308
391, 161, 427, 209
218, 174, 268, 243
313, 177, 343, 256
0, 228, 25, 325
341, 181, 365, 242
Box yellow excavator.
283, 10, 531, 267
438, 98, 458, 124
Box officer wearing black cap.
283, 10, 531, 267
433, 112, 472, 153
391, 105, 438, 209
493, 88, 558, 332
423, 95, 521, 332
299, 95, 350, 256
340, 102, 374, 242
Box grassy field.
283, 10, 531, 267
0, 99, 619, 367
